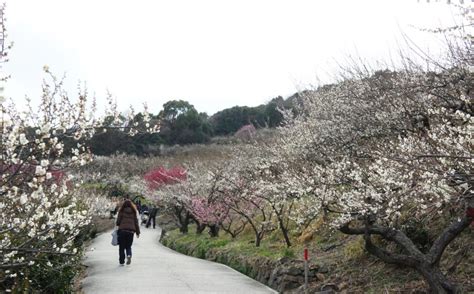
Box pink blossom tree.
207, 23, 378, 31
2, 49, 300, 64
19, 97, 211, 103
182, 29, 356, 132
144, 166, 187, 189
144, 166, 192, 232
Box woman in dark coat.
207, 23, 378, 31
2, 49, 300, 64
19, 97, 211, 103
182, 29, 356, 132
116, 199, 140, 265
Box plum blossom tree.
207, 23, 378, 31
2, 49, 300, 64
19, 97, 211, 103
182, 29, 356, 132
225, 144, 301, 247
214, 152, 276, 247
181, 164, 224, 237
0, 5, 158, 291
220, 209, 248, 239
144, 166, 187, 190
145, 160, 231, 237
264, 30, 473, 292
144, 166, 193, 233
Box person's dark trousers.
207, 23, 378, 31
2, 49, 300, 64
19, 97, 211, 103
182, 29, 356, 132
118, 230, 134, 264
146, 215, 156, 228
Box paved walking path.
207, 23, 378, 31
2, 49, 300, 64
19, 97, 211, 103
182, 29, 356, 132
81, 224, 277, 294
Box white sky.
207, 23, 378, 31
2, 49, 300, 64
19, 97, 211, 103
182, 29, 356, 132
2, 0, 461, 115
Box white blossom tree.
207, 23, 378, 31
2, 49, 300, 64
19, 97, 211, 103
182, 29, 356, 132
0, 5, 158, 291
265, 31, 472, 292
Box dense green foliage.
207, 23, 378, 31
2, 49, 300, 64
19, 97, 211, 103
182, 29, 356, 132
89, 129, 163, 155
210, 96, 287, 136
159, 100, 213, 145
85, 96, 292, 155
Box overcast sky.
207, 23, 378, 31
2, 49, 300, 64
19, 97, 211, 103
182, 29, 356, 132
3, 0, 460, 115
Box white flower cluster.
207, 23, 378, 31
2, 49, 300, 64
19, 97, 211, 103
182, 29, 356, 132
154, 51, 472, 245
0, 67, 158, 289
259, 65, 472, 230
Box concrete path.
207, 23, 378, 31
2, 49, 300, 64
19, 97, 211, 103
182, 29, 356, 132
81, 224, 277, 294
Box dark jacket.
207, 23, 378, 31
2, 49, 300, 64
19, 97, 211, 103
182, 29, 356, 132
149, 207, 158, 218
116, 207, 140, 235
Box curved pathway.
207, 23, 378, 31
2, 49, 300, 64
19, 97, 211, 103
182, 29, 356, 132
81, 224, 277, 294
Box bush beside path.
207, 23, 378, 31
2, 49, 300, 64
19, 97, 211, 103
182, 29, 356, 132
80, 225, 277, 293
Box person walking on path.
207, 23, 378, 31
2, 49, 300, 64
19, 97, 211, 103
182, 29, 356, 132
116, 199, 140, 265
146, 206, 158, 229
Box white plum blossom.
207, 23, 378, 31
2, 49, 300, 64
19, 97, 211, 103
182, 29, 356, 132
19, 194, 28, 205
35, 166, 46, 176
19, 133, 28, 145
0, 13, 158, 291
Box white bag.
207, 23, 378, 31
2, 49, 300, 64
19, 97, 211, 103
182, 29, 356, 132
111, 229, 119, 246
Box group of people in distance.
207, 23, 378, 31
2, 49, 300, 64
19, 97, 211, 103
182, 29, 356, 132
136, 202, 158, 229
111, 196, 158, 266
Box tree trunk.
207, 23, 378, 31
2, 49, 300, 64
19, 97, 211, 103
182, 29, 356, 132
208, 224, 219, 237
272, 204, 292, 247
276, 215, 291, 247
239, 213, 262, 247
339, 215, 472, 294
221, 225, 235, 238
179, 212, 191, 234
179, 224, 188, 234
255, 234, 262, 247
417, 264, 459, 294
196, 223, 206, 234
281, 227, 291, 247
